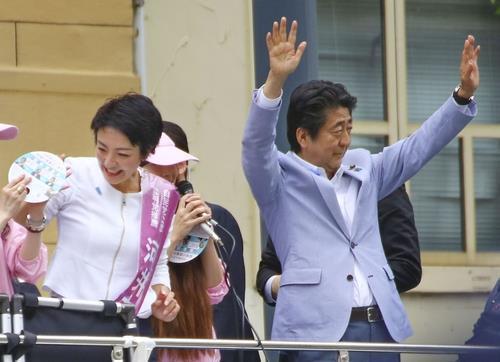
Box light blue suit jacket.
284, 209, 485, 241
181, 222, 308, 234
242, 91, 476, 342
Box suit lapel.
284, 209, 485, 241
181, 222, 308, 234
312, 175, 351, 240
343, 165, 368, 238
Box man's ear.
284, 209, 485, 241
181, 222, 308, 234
296, 128, 310, 150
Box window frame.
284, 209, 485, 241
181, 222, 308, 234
389, 0, 500, 269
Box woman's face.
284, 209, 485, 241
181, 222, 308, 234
143, 162, 187, 184
95, 127, 143, 192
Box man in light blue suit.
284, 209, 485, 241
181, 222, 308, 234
242, 18, 480, 362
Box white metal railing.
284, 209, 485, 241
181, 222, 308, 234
2, 334, 500, 362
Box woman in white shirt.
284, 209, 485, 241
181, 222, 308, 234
22, 94, 180, 339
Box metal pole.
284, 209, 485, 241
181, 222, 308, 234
1, 335, 500, 356
151, 338, 500, 355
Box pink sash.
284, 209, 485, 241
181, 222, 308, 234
116, 171, 179, 313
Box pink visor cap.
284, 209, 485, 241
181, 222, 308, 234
146, 133, 199, 166
0, 123, 18, 140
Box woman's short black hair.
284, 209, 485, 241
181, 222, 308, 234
90, 93, 163, 158
287, 80, 357, 153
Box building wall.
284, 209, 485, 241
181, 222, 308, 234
0, 0, 140, 251
402, 292, 486, 362
141, 0, 264, 333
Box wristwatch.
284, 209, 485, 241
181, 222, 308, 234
453, 85, 474, 105
26, 214, 48, 233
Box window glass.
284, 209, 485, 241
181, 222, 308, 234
406, 0, 500, 124
474, 138, 500, 251
350, 135, 387, 153
407, 0, 500, 252
410, 141, 464, 251
317, 0, 385, 120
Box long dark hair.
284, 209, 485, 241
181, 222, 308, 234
152, 120, 215, 360
153, 258, 215, 360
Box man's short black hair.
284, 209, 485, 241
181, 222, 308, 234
90, 93, 163, 158
287, 80, 357, 153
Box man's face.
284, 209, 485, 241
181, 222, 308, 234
298, 106, 352, 179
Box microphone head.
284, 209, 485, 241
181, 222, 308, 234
176, 180, 194, 195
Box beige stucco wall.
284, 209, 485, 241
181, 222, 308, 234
142, 0, 264, 333
401, 293, 486, 362
0, 0, 139, 251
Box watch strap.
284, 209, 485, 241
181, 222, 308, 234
453, 85, 473, 105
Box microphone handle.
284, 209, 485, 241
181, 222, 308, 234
200, 222, 223, 246
176, 180, 223, 245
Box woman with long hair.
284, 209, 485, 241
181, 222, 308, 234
145, 124, 227, 362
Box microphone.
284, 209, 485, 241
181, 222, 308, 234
176, 180, 223, 245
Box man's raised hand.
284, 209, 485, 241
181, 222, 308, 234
264, 17, 307, 99
458, 35, 480, 99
